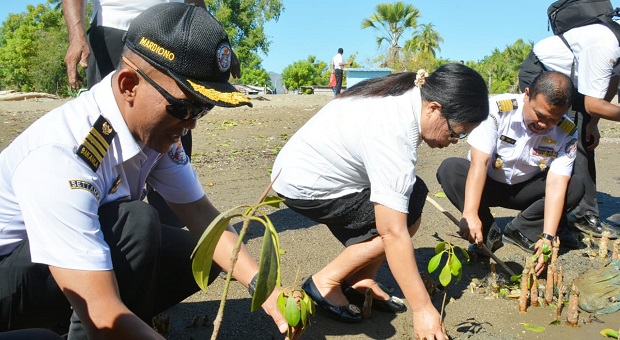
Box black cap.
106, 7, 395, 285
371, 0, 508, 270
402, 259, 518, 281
124, 2, 251, 107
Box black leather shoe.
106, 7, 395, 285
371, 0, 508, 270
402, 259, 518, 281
485, 222, 504, 252
568, 213, 619, 239
556, 227, 582, 249
302, 276, 362, 323
502, 223, 535, 253
341, 285, 407, 313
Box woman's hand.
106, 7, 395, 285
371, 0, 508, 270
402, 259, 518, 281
412, 303, 448, 340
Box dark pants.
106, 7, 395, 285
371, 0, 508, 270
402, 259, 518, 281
0, 201, 221, 336
87, 23, 192, 228
281, 177, 428, 247
518, 52, 598, 219
436, 158, 585, 241
334, 69, 344, 95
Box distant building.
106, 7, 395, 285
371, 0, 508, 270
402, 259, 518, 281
344, 68, 392, 88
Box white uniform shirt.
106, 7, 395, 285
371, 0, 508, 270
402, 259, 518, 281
95, 0, 184, 31
271, 87, 423, 214
0, 73, 204, 270
467, 93, 578, 185
332, 53, 344, 70
533, 22, 620, 99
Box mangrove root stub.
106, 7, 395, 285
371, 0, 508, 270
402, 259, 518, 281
530, 272, 539, 308
612, 239, 620, 260
566, 283, 579, 327
545, 260, 555, 304
519, 257, 532, 313
556, 284, 566, 320
599, 230, 611, 258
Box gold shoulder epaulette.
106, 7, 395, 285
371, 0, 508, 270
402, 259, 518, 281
496, 98, 518, 113
76, 115, 116, 172
557, 117, 577, 136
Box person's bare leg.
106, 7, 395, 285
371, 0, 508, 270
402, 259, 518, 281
344, 218, 422, 300
312, 218, 422, 305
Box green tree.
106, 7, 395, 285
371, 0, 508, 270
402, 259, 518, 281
0, 1, 67, 94
361, 2, 420, 67
205, 0, 283, 81
406, 23, 443, 58
239, 53, 272, 88
281, 56, 328, 93
472, 39, 533, 94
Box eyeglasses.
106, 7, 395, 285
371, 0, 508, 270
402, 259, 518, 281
121, 56, 213, 121
444, 115, 468, 140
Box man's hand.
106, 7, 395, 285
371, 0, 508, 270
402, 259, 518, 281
584, 119, 600, 151
230, 50, 241, 79
459, 213, 483, 246
64, 40, 90, 89
533, 238, 552, 276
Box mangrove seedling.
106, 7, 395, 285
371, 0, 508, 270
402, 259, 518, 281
427, 239, 469, 321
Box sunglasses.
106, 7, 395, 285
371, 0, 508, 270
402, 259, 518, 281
122, 56, 213, 121
444, 115, 468, 140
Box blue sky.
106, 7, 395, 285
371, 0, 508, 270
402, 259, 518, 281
3, 1, 560, 74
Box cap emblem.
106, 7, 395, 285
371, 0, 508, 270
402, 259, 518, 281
216, 43, 232, 72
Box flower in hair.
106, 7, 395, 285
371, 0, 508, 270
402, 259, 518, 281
414, 69, 429, 88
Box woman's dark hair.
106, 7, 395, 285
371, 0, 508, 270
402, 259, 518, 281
338, 63, 489, 124
528, 71, 574, 109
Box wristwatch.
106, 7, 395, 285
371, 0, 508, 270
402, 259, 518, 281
540, 233, 555, 241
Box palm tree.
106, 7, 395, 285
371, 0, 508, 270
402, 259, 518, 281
361, 2, 420, 67
405, 23, 443, 58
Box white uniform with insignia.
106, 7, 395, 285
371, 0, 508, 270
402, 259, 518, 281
533, 22, 620, 99
467, 93, 578, 185
0, 73, 204, 270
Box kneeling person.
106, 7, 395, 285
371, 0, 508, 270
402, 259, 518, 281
437, 71, 584, 275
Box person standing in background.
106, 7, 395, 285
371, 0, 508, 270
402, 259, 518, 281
331, 48, 351, 95
518, 21, 620, 239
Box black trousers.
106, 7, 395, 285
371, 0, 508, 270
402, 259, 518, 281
334, 69, 344, 94
87, 23, 192, 228
0, 201, 221, 336
518, 52, 598, 219
436, 158, 585, 242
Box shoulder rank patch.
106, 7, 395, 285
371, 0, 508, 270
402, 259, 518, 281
76, 115, 116, 172
499, 135, 516, 145
69, 180, 100, 201
496, 99, 518, 113
557, 117, 577, 136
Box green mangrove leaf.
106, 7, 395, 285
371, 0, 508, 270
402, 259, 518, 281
521, 323, 545, 332
449, 254, 462, 277
251, 218, 281, 312
549, 319, 561, 325
439, 263, 452, 287
285, 295, 301, 327
258, 195, 284, 209
600, 329, 619, 339
300, 293, 309, 328
434, 191, 447, 198
458, 246, 470, 262
510, 274, 522, 282
191, 206, 244, 291
428, 253, 444, 273
435, 241, 447, 254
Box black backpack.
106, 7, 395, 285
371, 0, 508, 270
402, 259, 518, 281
547, 0, 620, 43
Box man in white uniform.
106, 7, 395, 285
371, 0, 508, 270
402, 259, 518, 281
518, 20, 620, 239
437, 72, 584, 275
331, 47, 351, 95
0, 4, 289, 338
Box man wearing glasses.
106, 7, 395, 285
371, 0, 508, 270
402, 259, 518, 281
436, 71, 585, 276
0, 3, 290, 338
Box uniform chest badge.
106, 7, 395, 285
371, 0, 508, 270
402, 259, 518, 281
168, 140, 189, 165
499, 135, 516, 145
493, 155, 503, 169
541, 137, 557, 144
108, 175, 123, 195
